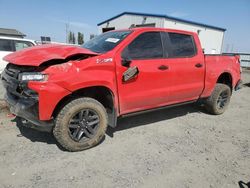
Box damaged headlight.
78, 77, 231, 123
19, 72, 48, 81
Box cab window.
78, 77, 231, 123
168, 33, 196, 57
127, 32, 163, 59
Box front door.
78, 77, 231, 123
116, 31, 170, 115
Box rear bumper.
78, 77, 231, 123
5, 91, 54, 132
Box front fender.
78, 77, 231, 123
28, 81, 71, 120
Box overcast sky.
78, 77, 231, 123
0, 0, 249, 53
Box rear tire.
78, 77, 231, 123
204, 83, 231, 115
53, 97, 108, 152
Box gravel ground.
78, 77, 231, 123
0, 71, 249, 188
0, 80, 4, 100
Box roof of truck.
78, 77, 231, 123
109, 27, 197, 36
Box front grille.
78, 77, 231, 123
6, 64, 37, 78
2, 64, 38, 98
5, 67, 18, 78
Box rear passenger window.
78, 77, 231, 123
168, 33, 196, 57
127, 32, 163, 59
0, 39, 13, 51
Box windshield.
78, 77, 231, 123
82, 31, 131, 53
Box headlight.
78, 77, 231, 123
19, 72, 48, 81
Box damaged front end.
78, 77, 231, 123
1, 64, 54, 131
1, 45, 98, 132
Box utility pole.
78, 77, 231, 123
65, 23, 69, 43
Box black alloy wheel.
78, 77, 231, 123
68, 109, 100, 142
204, 83, 231, 115
216, 90, 230, 110
53, 97, 108, 151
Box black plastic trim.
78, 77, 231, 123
5, 92, 54, 132
235, 80, 243, 91
120, 100, 196, 118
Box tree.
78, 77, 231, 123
69, 31, 82, 44
77, 32, 84, 45
72, 32, 76, 44
68, 31, 75, 44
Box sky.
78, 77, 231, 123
0, 0, 249, 53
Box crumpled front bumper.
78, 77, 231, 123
1, 67, 54, 132
5, 92, 54, 132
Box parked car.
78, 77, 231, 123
1, 28, 242, 151
0, 36, 37, 74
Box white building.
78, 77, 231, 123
97, 12, 226, 54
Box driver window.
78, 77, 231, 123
127, 32, 163, 60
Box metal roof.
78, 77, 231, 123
0, 28, 26, 37
97, 12, 226, 32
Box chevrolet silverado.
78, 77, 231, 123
1, 28, 242, 151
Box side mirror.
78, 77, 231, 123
121, 58, 132, 67
123, 66, 139, 82
121, 47, 132, 67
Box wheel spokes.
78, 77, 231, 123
86, 125, 95, 134
217, 91, 229, 109
83, 128, 94, 138
76, 129, 85, 141
69, 119, 80, 129
88, 119, 99, 126
84, 109, 89, 118
79, 110, 84, 119
69, 124, 79, 129
88, 115, 98, 121
72, 127, 81, 138
68, 108, 100, 142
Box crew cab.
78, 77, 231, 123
0, 36, 37, 74
1, 28, 241, 151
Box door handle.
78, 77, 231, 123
158, 65, 169, 70
195, 63, 203, 68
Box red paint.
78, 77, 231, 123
3, 44, 98, 66
4, 28, 241, 121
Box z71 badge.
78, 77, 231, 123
96, 58, 113, 64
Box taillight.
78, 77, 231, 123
235, 55, 240, 64
235, 55, 242, 73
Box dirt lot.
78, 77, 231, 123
0, 71, 249, 188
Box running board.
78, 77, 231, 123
120, 100, 197, 118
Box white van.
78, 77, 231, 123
0, 36, 37, 74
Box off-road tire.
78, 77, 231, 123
53, 97, 108, 152
204, 83, 231, 115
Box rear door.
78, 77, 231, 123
161, 32, 205, 103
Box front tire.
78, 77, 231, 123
53, 97, 108, 152
204, 83, 231, 115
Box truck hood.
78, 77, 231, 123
3, 44, 98, 66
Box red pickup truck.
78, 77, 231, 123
1, 28, 241, 151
